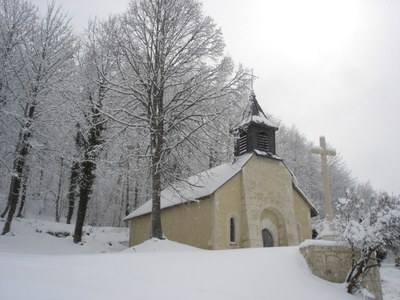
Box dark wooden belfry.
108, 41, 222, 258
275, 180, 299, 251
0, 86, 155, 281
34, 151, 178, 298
233, 92, 278, 157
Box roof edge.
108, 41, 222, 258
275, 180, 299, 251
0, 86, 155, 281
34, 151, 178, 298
124, 153, 254, 221
292, 183, 318, 217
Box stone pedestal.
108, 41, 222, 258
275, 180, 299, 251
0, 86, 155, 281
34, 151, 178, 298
318, 221, 340, 241
300, 241, 383, 300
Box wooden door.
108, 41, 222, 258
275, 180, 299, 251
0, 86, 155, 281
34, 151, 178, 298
262, 228, 274, 247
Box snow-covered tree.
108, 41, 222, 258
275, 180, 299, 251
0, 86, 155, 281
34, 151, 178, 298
71, 16, 123, 242
0, 0, 37, 220
108, 0, 248, 238
1, 2, 75, 234
335, 191, 400, 296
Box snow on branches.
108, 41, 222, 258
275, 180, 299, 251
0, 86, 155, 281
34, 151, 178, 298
335, 191, 400, 295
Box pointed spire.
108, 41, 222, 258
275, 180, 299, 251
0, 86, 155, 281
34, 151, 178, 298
237, 92, 278, 130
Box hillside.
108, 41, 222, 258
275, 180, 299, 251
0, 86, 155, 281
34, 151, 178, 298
0, 218, 398, 300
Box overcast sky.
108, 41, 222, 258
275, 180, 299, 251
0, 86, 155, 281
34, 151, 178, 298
34, 0, 400, 196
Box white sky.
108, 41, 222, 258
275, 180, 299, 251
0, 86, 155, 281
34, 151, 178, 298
34, 0, 400, 196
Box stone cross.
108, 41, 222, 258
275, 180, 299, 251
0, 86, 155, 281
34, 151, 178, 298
311, 136, 336, 238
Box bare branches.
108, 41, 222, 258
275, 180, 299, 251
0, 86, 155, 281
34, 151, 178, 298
1, 0, 76, 235
103, 0, 248, 238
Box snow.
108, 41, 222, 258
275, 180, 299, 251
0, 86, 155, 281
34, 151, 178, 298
231, 92, 278, 131
381, 264, 400, 300
254, 149, 282, 160
299, 239, 347, 248
0, 218, 128, 255
238, 113, 277, 128
0, 217, 399, 300
123, 238, 202, 253
124, 153, 252, 220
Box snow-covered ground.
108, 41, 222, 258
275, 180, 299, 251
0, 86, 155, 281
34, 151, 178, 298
381, 262, 400, 300
0, 218, 398, 300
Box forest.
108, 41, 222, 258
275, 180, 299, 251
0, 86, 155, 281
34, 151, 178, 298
0, 0, 395, 240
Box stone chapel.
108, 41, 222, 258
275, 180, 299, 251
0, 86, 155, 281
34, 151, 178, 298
124, 92, 317, 250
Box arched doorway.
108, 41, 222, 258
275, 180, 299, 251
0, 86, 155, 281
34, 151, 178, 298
262, 228, 274, 247
260, 207, 288, 247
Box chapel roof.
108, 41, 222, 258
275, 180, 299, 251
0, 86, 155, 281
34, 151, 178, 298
124, 152, 317, 220
124, 153, 253, 221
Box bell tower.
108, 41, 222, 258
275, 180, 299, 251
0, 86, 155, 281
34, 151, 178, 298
233, 92, 278, 157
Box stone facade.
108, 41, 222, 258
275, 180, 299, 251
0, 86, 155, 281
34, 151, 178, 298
300, 242, 383, 300
241, 155, 301, 247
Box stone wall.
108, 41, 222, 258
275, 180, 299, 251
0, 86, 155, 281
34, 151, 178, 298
129, 197, 214, 249
300, 241, 383, 300
241, 155, 299, 247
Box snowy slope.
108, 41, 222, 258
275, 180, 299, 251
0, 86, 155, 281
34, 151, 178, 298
0, 218, 398, 300
0, 217, 128, 255
381, 263, 400, 300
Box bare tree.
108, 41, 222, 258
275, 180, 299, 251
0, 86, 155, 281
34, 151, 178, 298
72, 18, 120, 243
2, 2, 75, 234
0, 0, 37, 219
111, 0, 247, 238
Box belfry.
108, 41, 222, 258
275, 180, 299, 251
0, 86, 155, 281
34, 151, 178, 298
233, 92, 278, 156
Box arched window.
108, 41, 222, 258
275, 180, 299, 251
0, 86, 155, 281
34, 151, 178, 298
230, 217, 236, 243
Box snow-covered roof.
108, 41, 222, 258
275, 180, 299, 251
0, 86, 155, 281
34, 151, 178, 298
124, 151, 317, 220
124, 153, 253, 220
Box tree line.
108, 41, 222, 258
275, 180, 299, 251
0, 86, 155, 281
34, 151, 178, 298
0, 0, 248, 242
0, 0, 396, 247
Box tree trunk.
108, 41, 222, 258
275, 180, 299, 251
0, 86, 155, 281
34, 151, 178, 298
36, 170, 44, 214
346, 262, 365, 294
150, 155, 163, 239
2, 175, 21, 234
73, 158, 96, 243
55, 158, 64, 223
0, 205, 9, 219
0, 198, 10, 218
150, 113, 164, 239
120, 172, 130, 226
73, 88, 105, 243
149, 37, 165, 239
2, 128, 31, 234
133, 183, 139, 212
66, 161, 80, 224
16, 168, 29, 218
346, 248, 378, 295
125, 173, 129, 211
1, 174, 12, 218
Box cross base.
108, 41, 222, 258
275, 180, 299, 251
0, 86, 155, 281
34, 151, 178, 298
319, 221, 340, 241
